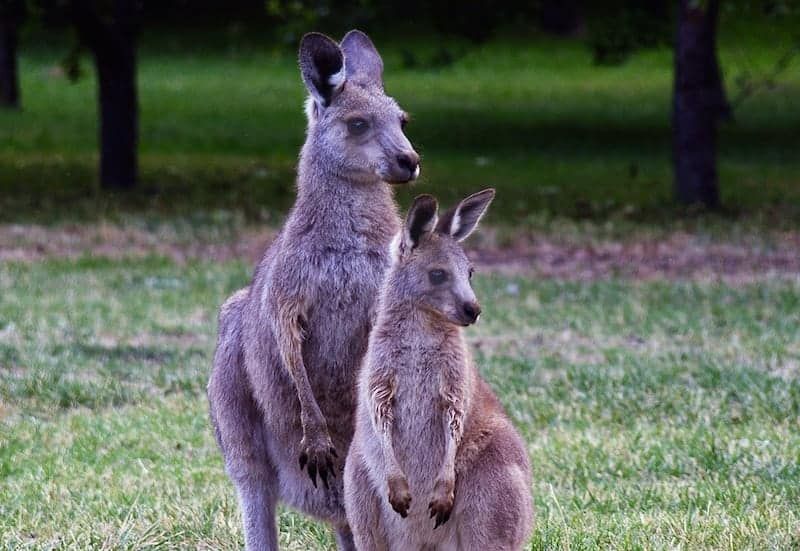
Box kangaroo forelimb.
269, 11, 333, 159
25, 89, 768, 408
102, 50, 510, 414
369, 373, 412, 517
429, 392, 463, 528
274, 299, 336, 488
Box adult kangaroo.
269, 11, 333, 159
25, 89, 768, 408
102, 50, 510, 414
207, 30, 420, 550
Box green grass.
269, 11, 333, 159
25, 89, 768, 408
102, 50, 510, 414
2, 257, 799, 549
2, 15, 799, 224
2, 14, 800, 549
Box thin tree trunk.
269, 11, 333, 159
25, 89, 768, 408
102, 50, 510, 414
540, 0, 581, 36
0, 10, 22, 109
72, 0, 139, 190
94, 42, 138, 190
672, 0, 727, 208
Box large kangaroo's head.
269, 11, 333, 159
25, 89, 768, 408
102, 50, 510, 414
390, 189, 495, 326
299, 30, 420, 185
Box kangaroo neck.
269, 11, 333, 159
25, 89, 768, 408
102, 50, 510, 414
288, 150, 399, 249
375, 296, 465, 354
297, 154, 394, 214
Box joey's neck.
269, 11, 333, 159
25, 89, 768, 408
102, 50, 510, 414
375, 297, 465, 353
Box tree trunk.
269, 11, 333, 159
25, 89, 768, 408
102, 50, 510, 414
672, 0, 727, 208
72, 0, 139, 191
0, 11, 21, 109
94, 42, 138, 190
540, 0, 581, 36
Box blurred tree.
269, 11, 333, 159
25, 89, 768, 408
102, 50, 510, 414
69, 0, 141, 190
583, 1, 671, 65
0, 0, 25, 108
672, 0, 729, 208
539, 0, 582, 36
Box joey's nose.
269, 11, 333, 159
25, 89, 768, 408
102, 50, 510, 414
462, 302, 481, 324
397, 151, 420, 180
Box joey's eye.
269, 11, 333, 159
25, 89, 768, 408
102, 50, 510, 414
347, 118, 370, 136
400, 115, 409, 129
429, 269, 447, 285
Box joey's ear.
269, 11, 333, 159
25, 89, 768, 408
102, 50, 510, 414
299, 32, 345, 111
400, 194, 438, 254
436, 188, 495, 242
340, 30, 383, 87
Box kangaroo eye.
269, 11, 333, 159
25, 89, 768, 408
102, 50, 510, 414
347, 118, 370, 136
429, 269, 447, 285
400, 115, 409, 129
468, 267, 475, 279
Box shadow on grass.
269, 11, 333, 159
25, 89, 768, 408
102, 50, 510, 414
2, 119, 799, 226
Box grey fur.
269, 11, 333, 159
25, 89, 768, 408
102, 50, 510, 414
345, 191, 534, 550
208, 30, 420, 551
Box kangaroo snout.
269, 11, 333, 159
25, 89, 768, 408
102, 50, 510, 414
391, 150, 420, 183
461, 301, 481, 325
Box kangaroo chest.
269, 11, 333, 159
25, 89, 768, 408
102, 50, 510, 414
304, 247, 387, 347
390, 345, 451, 485
301, 248, 389, 418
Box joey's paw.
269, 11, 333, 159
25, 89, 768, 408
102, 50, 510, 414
299, 433, 338, 489
387, 476, 412, 518
428, 478, 455, 529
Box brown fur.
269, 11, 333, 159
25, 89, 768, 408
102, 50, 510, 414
344, 191, 533, 550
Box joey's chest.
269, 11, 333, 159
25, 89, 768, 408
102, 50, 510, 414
388, 350, 450, 478
391, 347, 449, 424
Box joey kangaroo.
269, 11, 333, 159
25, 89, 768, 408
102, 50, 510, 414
207, 30, 420, 550
345, 190, 533, 550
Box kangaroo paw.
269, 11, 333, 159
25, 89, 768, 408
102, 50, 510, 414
387, 475, 412, 518
299, 433, 337, 489
428, 478, 455, 529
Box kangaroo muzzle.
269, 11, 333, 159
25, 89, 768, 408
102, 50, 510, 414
387, 149, 420, 183
460, 301, 481, 326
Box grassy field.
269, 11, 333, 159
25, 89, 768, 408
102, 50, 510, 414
2, 12, 800, 551
1, 256, 799, 549
1, 16, 799, 224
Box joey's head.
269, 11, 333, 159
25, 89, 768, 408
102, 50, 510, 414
298, 30, 420, 185
389, 189, 495, 327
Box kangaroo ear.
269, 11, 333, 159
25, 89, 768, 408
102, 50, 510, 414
401, 194, 439, 254
436, 189, 495, 242
299, 33, 345, 111
340, 30, 383, 87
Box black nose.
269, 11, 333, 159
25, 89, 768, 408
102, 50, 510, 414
396, 152, 420, 176
462, 302, 481, 323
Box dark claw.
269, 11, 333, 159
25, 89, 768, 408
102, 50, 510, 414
319, 464, 329, 489
390, 502, 409, 518
330, 446, 338, 458
433, 510, 451, 529
326, 456, 336, 478
308, 462, 318, 488
299, 452, 308, 470
429, 500, 452, 529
